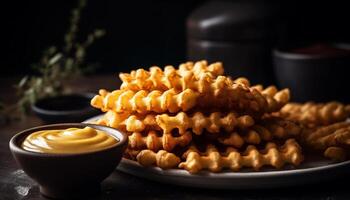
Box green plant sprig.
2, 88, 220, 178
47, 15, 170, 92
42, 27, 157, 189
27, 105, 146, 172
0, 0, 105, 122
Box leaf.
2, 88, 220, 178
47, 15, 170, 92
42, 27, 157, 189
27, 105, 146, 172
48, 53, 62, 66
94, 29, 106, 38
18, 76, 29, 88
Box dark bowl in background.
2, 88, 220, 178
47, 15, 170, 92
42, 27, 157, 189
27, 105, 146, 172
9, 123, 128, 199
273, 43, 350, 103
32, 93, 101, 123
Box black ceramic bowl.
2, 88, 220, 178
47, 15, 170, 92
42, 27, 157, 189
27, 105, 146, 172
32, 93, 100, 123
273, 43, 350, 102
9, 123, 128, 199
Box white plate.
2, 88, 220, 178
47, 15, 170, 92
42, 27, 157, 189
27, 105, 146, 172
84, 115, 350, 189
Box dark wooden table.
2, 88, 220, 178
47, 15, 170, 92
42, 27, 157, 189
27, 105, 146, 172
1, 75, 349, 200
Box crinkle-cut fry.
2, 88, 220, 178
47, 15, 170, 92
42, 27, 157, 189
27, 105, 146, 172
96, 110, 159, 133
280, 102, 350, 126
231, 77, 251, 87
128, 131, 192, 151
252, 85, 290, 112
90, 88, 199, 113
218, 121, 300, 148
179, 139, 303, 173
156, 111, 254, 135
178, 60, 224, 78
121, 69, 239, 96
136, 149, 181, 169
218, 117, 301, 148
119, 60, 224, 91
197, 83, 273, 115
218, 129, 268, 148
120, 67, 239, 101
303, 122, 350, 151
261, 117, 302, 139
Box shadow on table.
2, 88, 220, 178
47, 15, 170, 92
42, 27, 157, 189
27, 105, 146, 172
98, 171, 348, 200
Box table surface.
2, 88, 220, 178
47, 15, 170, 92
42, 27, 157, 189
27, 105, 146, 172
1, 75, 350, 200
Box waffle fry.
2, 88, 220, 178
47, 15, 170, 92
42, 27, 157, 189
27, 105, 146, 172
120, 60, 224, 91
136, 149, 181, 169
91, 88, 199, 113
260, 117, 302, 139
120, 61, 286, 115
156, 111, 254, 135
96, 110, 159, 133
280, 102, 350, 127
302, 122, 350, 150
179, 139, 303, 173
128, 131, 192, 151
218, 130, 267, 148
90, 60, 350, 173
302, 122, 350, 161
178, 60, 224, 78
218, 118, 301, 147
252, 85, 290, 113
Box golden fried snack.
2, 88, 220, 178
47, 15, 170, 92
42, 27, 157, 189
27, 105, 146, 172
197, 82, 267, 114
260, 116, 302, 139
218, 130, 266, 148
178, 60, 224, 78
128, 131, 192, 151
302, 122, 350, 150
96, 110, 159, 133
280, 102, 350, 127
136, 149, 181, 169
121, 71, 237, 97
119, 60, 224, 91
324, 147, 347, 162
179, 139, 303, 173
124, 148, 140, 160
231, 77, 251, 87
218, 118, 301, 147
302, 122, 350, 161
91, 88, 199, 113
252, 85, 290, 113
156, 111, 254, 135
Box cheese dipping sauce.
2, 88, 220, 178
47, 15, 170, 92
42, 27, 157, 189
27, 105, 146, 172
21, 127, 118, 154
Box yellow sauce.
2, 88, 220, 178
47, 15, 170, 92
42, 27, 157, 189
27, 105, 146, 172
22, 127, 118, 154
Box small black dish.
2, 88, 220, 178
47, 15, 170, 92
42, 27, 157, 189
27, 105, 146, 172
9, 123, 128, 199
32, 93, 101, 123
273, 43, 350, 102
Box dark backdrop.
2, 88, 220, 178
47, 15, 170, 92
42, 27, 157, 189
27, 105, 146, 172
1, 0, 350, 76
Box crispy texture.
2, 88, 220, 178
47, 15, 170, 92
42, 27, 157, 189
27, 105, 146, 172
89, 60, 350, 172
128, 131, 192, 151
218, 117, 301, 148
302, 122, 350, 161
324, 147, 347, 162
218, 130, 268, 148
91, 88, 199, 113
252, 85, 290, 113
156, 111, 254, 135
303, 122, 350, 149
179, 139, 303, 173
120, 61, 289, 115
280, 102, 350, 127
136, 149, 181, 169
119, 60, 224, 91
96, 110, 159, 133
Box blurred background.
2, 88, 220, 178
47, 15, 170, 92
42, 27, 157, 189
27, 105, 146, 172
2, 1, 350, 74
1, 0, 350, 103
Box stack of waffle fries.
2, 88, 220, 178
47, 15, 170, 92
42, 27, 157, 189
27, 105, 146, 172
91, 60, 350, 173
